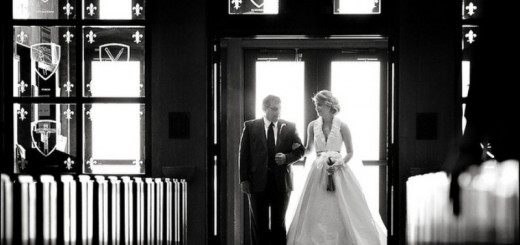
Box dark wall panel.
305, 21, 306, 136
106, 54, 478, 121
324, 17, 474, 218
151, 0, 207, 244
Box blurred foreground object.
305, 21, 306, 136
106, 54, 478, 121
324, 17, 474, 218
407, 160, 519, 244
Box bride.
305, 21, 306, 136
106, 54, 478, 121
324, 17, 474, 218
287, 90, 387, 245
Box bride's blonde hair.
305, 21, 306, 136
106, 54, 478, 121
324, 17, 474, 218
312, 90, 340, 114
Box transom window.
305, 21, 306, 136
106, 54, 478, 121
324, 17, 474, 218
227, 0, 381, 15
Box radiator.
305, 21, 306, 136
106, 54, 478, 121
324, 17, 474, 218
406, 160, 519, 244
1, 174, 188, 245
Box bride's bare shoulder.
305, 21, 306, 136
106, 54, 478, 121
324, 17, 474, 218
339, 122, 351, 134
307, 119, 319, 128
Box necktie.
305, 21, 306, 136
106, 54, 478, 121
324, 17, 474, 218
267, 122, 276, 168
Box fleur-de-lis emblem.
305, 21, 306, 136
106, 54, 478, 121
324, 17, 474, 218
18, 107, 28, 121
19, 80, 28, 94
465, 29, 477, 44
86, 82, 92, 94
63, 31, 74, 44
87, 157, 97, 165
466, 2, 477, 16
63, 3, 74, 16
86, 30, 96, 44
231, 0, 242, 10
85, 109, 92, 120
64, 81, 74, 96
133, 3, 143, 16
132, 31, 143, 44
18, 158, 28, 170
17, 31, 28, 44
64, 108, 75, 120
64, 157, 75, 170
87, 3, 97, 16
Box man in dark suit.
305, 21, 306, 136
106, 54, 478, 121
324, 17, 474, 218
239, 95, 305, 245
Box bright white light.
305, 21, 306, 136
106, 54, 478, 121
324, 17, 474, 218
337, 0, 379, 14
462, 61, 470, 98
255, 61, 305, 137
100, 0, 132, 19
88, 164, 141, 174
13, 0, 29, 19
332, 61, 380, 160
462, 104, 466, 134
364, 165, 380, 213
14, 58, 20, 96
91, 61, 140, 97
332, 61, 381, 211
90, 104, 141, 161
264, 0, 279, 14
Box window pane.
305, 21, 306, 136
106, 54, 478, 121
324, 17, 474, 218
254, 61, 305, 229
462, 0, 482, 20
462, 25, 478, 58
228, 0, 279, 15
13, 26, 76, 97
334, 0, 381, 14
83, 0, 146, 19
331, 61, 380, 160
13, 103, 77, 173
462, 61, 470, 98
83, 26, 145, 97
13, 0, 77, 19
83, 103, 145, 174
255, 61, 305, 137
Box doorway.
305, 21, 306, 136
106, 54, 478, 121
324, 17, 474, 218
220, 37, 391, 245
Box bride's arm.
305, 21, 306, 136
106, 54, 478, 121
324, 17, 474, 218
305, 121, 315, 156
340, 122, 354, 164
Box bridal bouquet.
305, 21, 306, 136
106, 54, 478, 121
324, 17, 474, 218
319, 151, 344, 192
326, 157, 335, 192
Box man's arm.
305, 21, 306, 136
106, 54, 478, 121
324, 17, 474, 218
284, 124, 305, 165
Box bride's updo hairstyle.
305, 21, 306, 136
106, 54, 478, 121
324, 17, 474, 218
312, 90, 340, 114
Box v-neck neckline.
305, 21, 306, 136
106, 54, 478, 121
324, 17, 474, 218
321, 117, 334, 143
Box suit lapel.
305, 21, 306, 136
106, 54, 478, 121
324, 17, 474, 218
276, 120, 284, 149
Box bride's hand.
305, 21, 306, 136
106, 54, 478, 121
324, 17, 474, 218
326, 166, 335, 174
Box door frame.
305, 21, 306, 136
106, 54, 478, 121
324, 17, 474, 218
218, 36, 393, 245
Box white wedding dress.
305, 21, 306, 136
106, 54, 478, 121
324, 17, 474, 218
287, 116, 387, 245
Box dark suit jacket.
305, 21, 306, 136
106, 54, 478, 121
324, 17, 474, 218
239, 118, 305, 192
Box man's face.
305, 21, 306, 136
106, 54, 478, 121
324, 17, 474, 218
264, 102, 281, 122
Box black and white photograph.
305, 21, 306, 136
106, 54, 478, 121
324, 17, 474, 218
1, 0, 518, 244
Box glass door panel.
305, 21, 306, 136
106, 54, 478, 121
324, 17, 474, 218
253, 60, 306, 229
331, 61, 380, 160
244, 47, 389, 232
255, 62, 305, 138
331, 60, 382, 214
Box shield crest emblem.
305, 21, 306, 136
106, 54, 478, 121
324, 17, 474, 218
31, 43, 61, 80
250, 0, 264, 8
31, 120, 61, 157
99, 43, 131, 62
